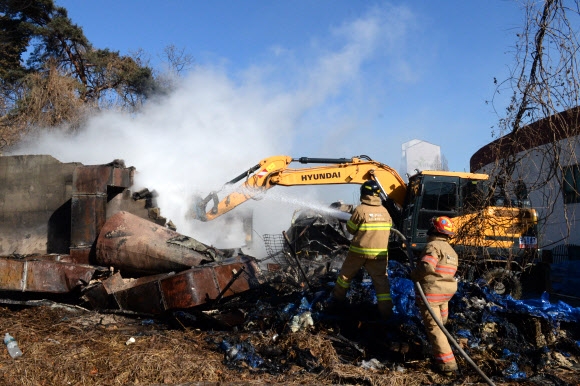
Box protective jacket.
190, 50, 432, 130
346, 195, 392, 259
411, 235, 458, 302
411, 234, 459, 372
332, 194, 394, 319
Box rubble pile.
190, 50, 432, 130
1, 260, 579, 385
184, 258, 580, 383
1, 156, 579, 385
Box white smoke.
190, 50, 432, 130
11, 4, 416, 255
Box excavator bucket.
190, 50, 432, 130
189, 192, 219, 221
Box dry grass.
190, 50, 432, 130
0, 305, 437, 385
0, 305, 577, 386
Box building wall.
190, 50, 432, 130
0, 155, 80, 255
470, 108, 580, 299
400, 139, 442, 179
475, 136, 580, 248
0, 155, 151, 257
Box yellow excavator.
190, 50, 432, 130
193, 155, 540, 298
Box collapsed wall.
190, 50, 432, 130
0, 155, 263, 311
0, 155, 81, 256
0, 155, 157, 261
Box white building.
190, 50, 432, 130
470, 108, 580, 297
399, 139, 445, 179
470, 108, 580, 250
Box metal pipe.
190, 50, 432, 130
282, 230, 311, 289
414, 282, 496, 386
213, 266, 246, 304
392, 228, 495, 385
295, 157, 353, 164
227, 163, 261, 184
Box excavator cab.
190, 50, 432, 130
397, 170, 540, 298
397, 170, 538, 254
399, 172, 478, 253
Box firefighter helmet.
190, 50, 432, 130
431, 216, 456, 236
360, 180, 381, 197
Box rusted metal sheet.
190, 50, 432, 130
160, 268, 220, 310
209, 259, 261, 297
88, 255, 263, 314
70, 193, 107, 249
96, 211, 212, 276
0, 256, 98, 293
73, 163, 133, 194
68, 247, 91, 265
70, 163, 134, 260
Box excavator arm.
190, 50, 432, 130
193, 155, 407, 221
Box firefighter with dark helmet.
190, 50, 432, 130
328, 179, 394, 319
411, 216, 459, 375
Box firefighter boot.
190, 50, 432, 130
323, 294, 345, 315
378, 300, 394, 320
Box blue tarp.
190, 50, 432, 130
254, 259, 580, 381
483, 289, 580, 324
386, 260, 580, 324
549, 260, 580, 298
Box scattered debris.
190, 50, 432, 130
1, 155, 579, 384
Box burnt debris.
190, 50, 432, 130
1, 155, 579, 384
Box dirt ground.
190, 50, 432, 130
1, 285, 579, 386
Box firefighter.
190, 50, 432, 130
411, 216, 459, 375
328, 180, 394, 319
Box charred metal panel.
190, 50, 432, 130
73, 165, 111, 193
160, 267, 221, 309
73, 164, 133, 194
96, 211, 212, 276
70, 194, 107, 249
70, 164, 134, 259
81, 272, 132, 310
100, 273, 171, 313
0, 259, 25, 291
211, 260, 258, 297
112, 275, 169, 315
0, 256, 98, 293
68, 247, 91, 265
109, 165, 133, 190
0, 155, 79, 256
26, 260, 97, 292
88, 256, 263, 314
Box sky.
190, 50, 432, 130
12, 0, 527, 253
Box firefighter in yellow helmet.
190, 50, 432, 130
411, 216, 459, 375
329, 180, 394, 319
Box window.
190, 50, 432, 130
563, 165, 580, 204
421, 181, 457, 211
462, 180, 485, 212
416, 181, 457, 231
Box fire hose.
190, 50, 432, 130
328, 204, 495, 383
390, 228, 496, 386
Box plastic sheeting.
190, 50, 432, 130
483, 289, 580, 324
386, 260, 580, 325
229, 259, 579, 381
549, 261, 580, 298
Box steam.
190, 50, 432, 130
11, 4, 416, 255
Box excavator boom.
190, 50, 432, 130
193, 155, 407, 221
191, 153, 540, 300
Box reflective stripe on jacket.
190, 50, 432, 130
411, 236, 458, 301
346, 195, 392, 259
